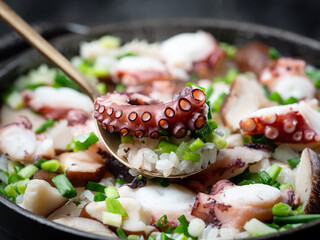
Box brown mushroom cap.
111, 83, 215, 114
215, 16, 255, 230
295, 148, 320, 214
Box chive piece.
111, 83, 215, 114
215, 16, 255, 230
206, 100, 213, 120
96, 82, 107, 94
85, 181, 106, 193
174, 215, 190, 237
115, 178, 128, 185
176, 142, 189, 159
105, 198, 128, 217
8, 175, 20, 184
268, 164, 282, 184
4, 184, 18, 198
242, 135, 251, 144
5, 91, 24, 110
280, 183, 293, 190
40, 159, 60, 172
208, 132, 227, 149
205, 85, 214, 99
272, 203, 294, 217
269, 47, 280, 59
67, 132, 99, 152
105, 186, 120, 199
273, 214, 320, 224
34, 158, 47, 167
157, 215, 168, 228
192, 121, 218, 142
35, 119, 55, 134
121, 135, 135, 144
178, 215, 189, 227
52, 174, 77, 199
259, 171, 272, 184
150, 177, 171, 187
306, 68, 320, 90
115, 83, 126, 92
128, 235, 140, 240
188, 138, 205, 152
18, 165, 38, 179
0, 171, 9, 185
117, 52, 137, 60
279, 223, 303, 231
269, 92, 283, 104
175, 234, 188, 240
155, 141, 178, 153
284, 96, 298, 105
102, 211, 122, 227
211, 93, 227, 112
0, 186, 7, 197
148, 236, 156, 240
116, 228, 127, 239
287, 157, 300, 169
160, 232, 174, 240
15, 179, 30, 194
93, 192, 107, 202
185, 82, 205, 92
55, 70, 80, 91
8, 161, 23, 176
99, 35, 121, 49
182, 151, 201, 162
219, 42, 237, 59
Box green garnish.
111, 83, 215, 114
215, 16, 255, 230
35, 119, 55, 134
155, 141, 178, 153
219, 42, 237, 59
85, 181, 106, 193
157, 215, 168, 228
67, 132, 99, 152
115, 83, 126, 92
96, 82, 107, 94
188, 138, 205, 152
105, 186, 120, 199
116, 228, 127, 239
211, 93, 227, 112
52, 174, 77, 199
54, 70, 80, 91
17, 165, 38, 179
150, 177, 171, 187
105, 198, 128, 217
268, 164, 282, 184
121, 135, 135, 144
273, 214, 320, 224
93, 192, 107, 202
287, 157, 300, 169
272, 203, 294, 217
214, 69, 238, 84
182, 151, 201, 162
269, 47, 280, 59
40, 159, 60, 172
185, 82, 205, 92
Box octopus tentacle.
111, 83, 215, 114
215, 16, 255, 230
94, 86, 208, 139
239, 100, 320, 149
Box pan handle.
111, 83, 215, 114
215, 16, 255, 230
0, 22, 90, 63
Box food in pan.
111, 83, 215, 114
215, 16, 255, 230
1, 31, 320, 239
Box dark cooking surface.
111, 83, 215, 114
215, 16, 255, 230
0, 19, 320, 239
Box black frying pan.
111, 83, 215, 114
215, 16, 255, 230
0, 18, 320, 240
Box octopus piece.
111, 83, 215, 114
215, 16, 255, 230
161, 31, 225, 78
260, 58, 317, 100
53, 217, 117, 238
22, 179, 68, 217
80, 197, 155, 236
234, 42, 273, 76
111, 56, 173, 85
180, 146, 271, 192
118, 183, 196, 227
94, 86, 208, 139
220, 74, 277, 131
191, 179, 282, 229
58, 151, 106, 187
0, 116, 54, 163
239, 100, 320, 150
295, 148, 320, 214
21, 86, 92, 119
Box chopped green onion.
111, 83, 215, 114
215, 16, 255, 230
85, 181, 106, 193
40, 159, 60, 172
0, 186, 7, 197
93, 192, 107, 202
206, 100, 212, 120
272, 203, 294, 217
284, 96, 298, 105
102, 211, 122, 227
209, 132, 226, 149
117, 52, 137, 60
242, 135, 251, 144
205, 85, 214, 99
127, 235, 140, 240
268, 164, 282, 184
279, 223, 302, 231
150, 177, 171, 187
306, 68, 320, 90
211, 93, 226, 112
121, 135, 135, 144
280, 183, 293, 190
175, 142, 189, 159
259, 171, 272, 184
105, 186, 120, 199
287, 157, 300, 169
160, 232, 174, 240
269, 47, 280, 59
8, 175, 20, 184
35, 119, 55, 134
188, 138, 205, 152
148, 236, 156, 240
177, 215, 189, 227
34, 158, 47, 167
251, 134, 277, 149
52, 174, 77, 199
115, 83, 126, 92
99, 35, 121, 49
8, 161, 22, 176
105, 198, 128, 217
219, 42, 237, 59
4, 184, 18, 198
116, 228, 127, 239
269, 91, 283, 104
155, 141, 178, 153
244, 218, 277, 236
192, 121, 218, 142
15, 179, 30, 194
157, 215, 168, 228
5, 91, 24, 110
182, 151, 200, 162
115, 178, 127, 185
174, 215, 190, 237
185, 82, 205, 92
55, 70, 80, 91
67, 132, 99, 152
96, 82, 107, 94
273, 214, 320, 224
0, 171, 9, 185
18, 165, 38, 179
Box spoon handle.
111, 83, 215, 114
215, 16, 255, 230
0, 1, 101, 101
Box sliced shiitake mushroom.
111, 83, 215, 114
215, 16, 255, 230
295, 148, 320, 214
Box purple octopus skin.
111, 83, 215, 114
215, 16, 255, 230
94, 86, 208, 139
